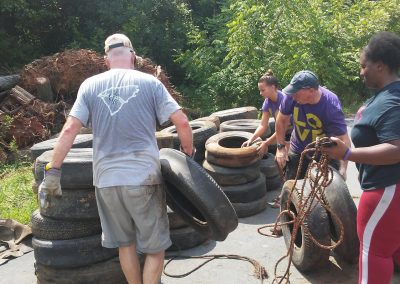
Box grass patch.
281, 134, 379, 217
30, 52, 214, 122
0, 162, 37, 225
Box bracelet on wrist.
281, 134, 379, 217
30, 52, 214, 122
342, 148, 352, 161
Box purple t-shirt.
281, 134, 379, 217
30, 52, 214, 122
279, 87, 347, 154
262, 90, 284, 119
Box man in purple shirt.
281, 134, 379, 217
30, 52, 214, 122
275, 70, 351, 180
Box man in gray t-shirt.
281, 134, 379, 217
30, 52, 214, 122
38, 33, 193, 283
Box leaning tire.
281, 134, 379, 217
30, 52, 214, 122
35, 257, 127, 284
202, 159, 260, 186
280, 180, 330, 272
210, 106, 258, 123
160, 148, 238, 241
34, 148, 93, 189
205, 131, 263, 168
31, 209, 101, 240
219, 119, 271, 139
30, 134, 93, 161
310, 166, 359, 263
33, 234, 118, 268
167, 207, 187, 230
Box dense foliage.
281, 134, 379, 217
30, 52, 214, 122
1, 0, 399, 114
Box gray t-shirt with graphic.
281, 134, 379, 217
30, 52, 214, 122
69, 68, 180, 188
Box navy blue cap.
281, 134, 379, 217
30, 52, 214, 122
283, 70, 319, 95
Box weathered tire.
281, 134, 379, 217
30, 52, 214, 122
160, 120, 218, 162
259, 153, 279, 178
39, 189, 99, 220
310, 166, 359, 263
202, 159, 260, 186
155, 131, 174, 149
30, 134, 93, 161
168, 226, 209, 251
231, 194, 268, 218
31, 209, 101, 240
219, 119, 271, 139
205, 131, 263, 168
160, 148, 238, 241
280, 180, 330, 272
265, 175, 283, 192
0, 74, 20, 91
34, 148, 93, 189
193, 116, 220, 130
33, 234, 118, 268
167, 206, 187, 230
221, 175, 266, 203
210, 106, 258, 123
35, 257, 127, 284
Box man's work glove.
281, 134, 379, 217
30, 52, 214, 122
38, 163, 62, 209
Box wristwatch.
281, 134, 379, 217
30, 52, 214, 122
277, 143, 285, 150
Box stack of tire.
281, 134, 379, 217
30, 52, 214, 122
219, 118, 282, 193
203, 131, 266, 217
160, 120, 218, 163
32, 148, 125, 284
279, 166, 358, 272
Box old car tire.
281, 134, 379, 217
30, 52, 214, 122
167, 206, 187, 230
34, 148, 93, 189
210, 106, 258, 123
35, 257, 127, 284
31, 209, 101, 240
33, 234, 117, 268
168, 226, 209, 251
193, 116, 220, 130
221, 175, 266, 203
259, 153, 279, 178
30, 134, 93, 161
280, 180, 330, 272
205, 132, 263, 168
39, 188, 99, 220
231, 194, 268, 218
219, 119, 271, 138
202, 159, 260, 186
160, 148, 238, 241
310, 166, 359, 263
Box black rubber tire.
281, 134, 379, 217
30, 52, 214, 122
0, 74, 20, 91
35, 257, 127, 284
260, 153, 279, 178
265, 174, 283, 192
202, 159, 260, 186
40, 188, 99, 220
167, 226, 209, 251
30, 134, 93, 161
160, 148, 238, 241
34, 148, 93, 189
167, 206, 187, 230
221, 175, 266, 203
310, 166, 359, 263
219, 119, 271, 139
33, 234, 118, 268
205, 131, 263, 168
231, 193, 268, 218
31, 209, 101, 240
160, 120, 218, 162
192, 116, 220, 130
280, 180, 330, 272
210, 106, 258, 123
155, 131, 174, 149
267, 117, 275, 136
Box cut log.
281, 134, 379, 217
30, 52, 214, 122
10, 85, 35, 105
35, 77, 54, 102
0, 74, 20, 91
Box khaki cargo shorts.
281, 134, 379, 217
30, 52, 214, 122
95, 184, 171, 253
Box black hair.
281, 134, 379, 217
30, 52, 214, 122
363, 31, 400, 73
258, 69, 278, 87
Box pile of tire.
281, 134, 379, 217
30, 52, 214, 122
32, 148, 124, 284
203, 131, 267, 217
219, 118, 282, 193
279, 166, 358, 272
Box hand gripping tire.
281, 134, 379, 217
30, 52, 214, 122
205, 131, 263, 168
310, 166, 359, 263
280, 180, 330, 272
160, 148, 238, 241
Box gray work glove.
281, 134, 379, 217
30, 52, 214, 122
38, 163, 62, 209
